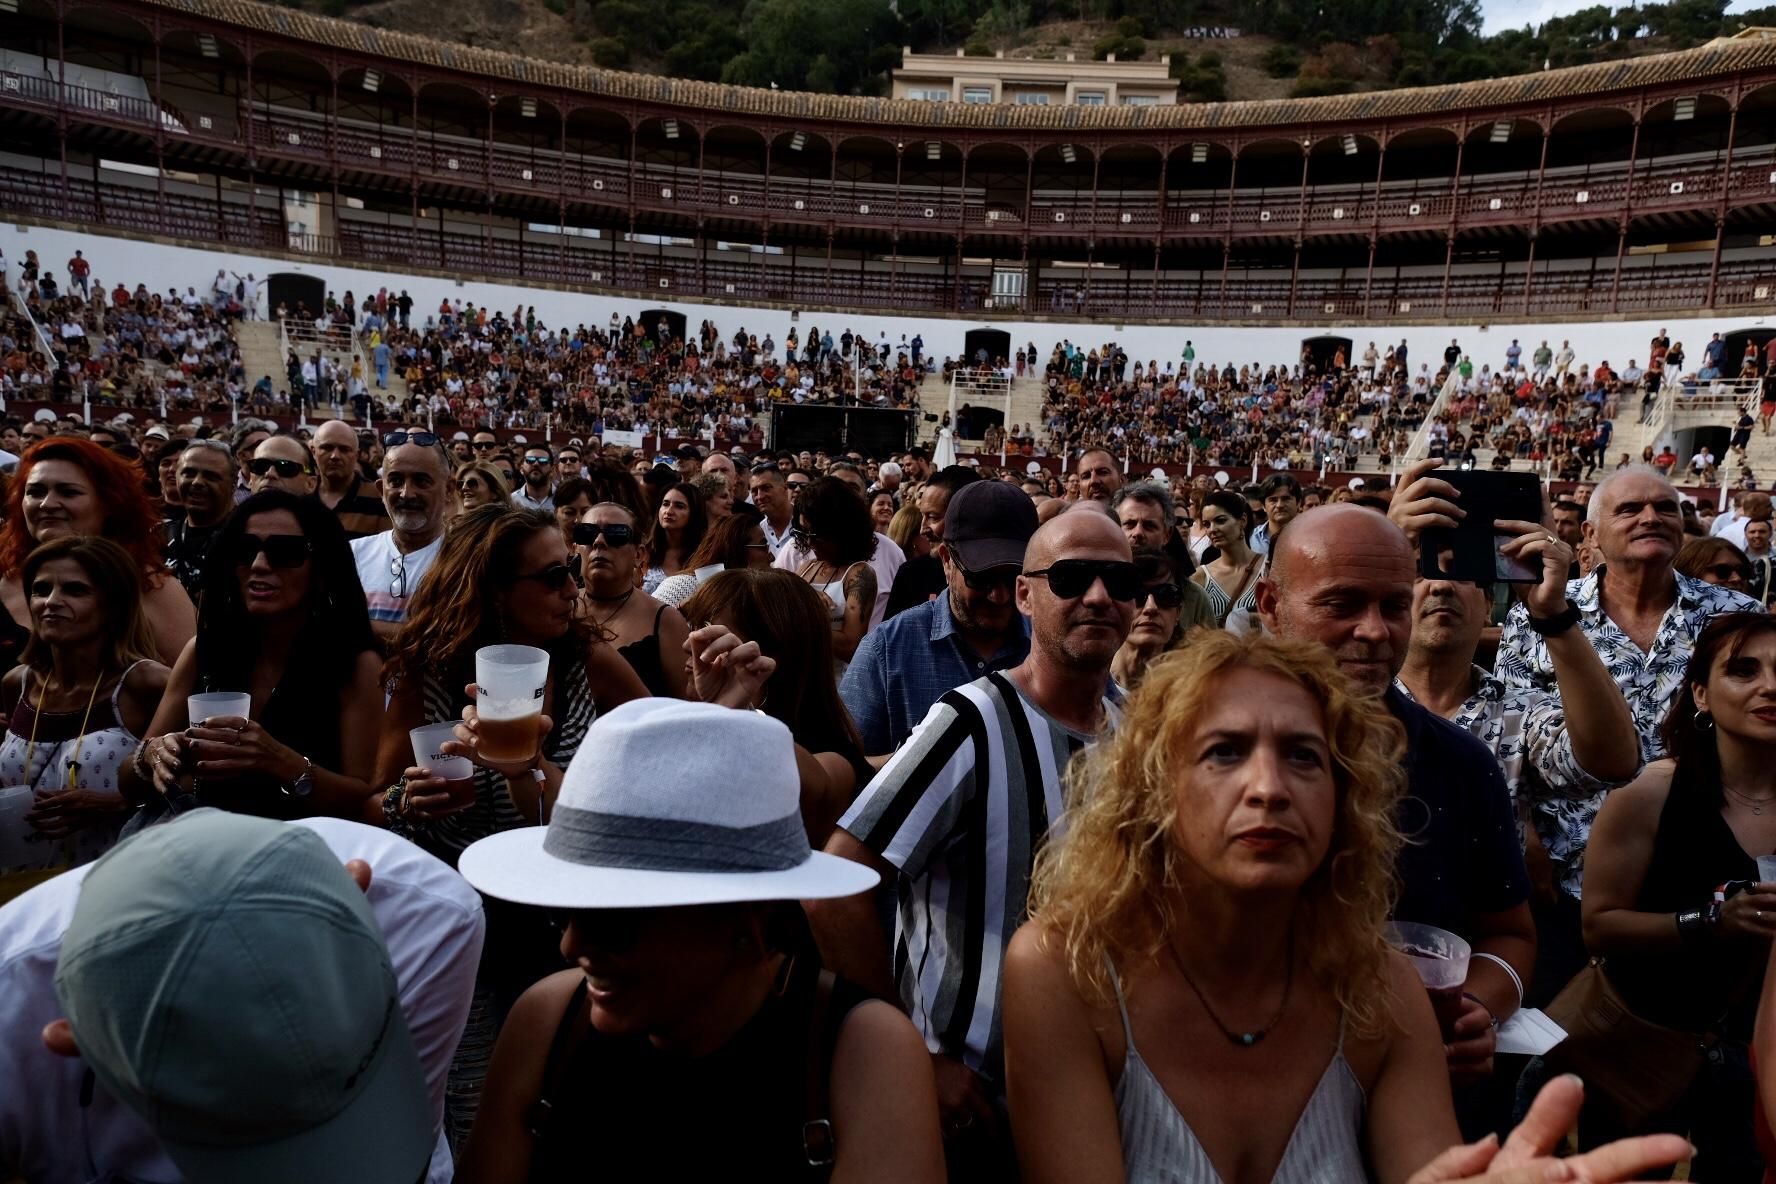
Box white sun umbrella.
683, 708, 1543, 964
933, 425, 958, 469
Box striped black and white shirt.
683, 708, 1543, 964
838, 670, 1117, 1095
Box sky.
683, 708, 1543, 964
1479, 0, 1759, 35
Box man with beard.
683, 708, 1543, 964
883, 465, 980, 618
351, 433, 449, 640
812, 506, 1132, 1169
1074, 448, 1124, 503
1256, 505, 1535, 1090
312, 420, 389, 541
841, 480, 1036, 761
163, 441, 236, 599
511, 444, 555, 511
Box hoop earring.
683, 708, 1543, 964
1693, 711, 1715, 733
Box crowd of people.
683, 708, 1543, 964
0, 385, 1775, 1184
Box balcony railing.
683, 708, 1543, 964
7, 70, 1776, 240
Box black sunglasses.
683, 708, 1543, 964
1024, 559, 1141, 601
1140, 582, 1185, 609
572, 522, 637, 547
248, 457, 312, 478
524, 454, 552, 465
472, 440, 498, 450
787, 480, 810, 492
511, 556, 580, 590
228, 533, 312, 569
955, 560, 1019, 591
383, 431, 440, 448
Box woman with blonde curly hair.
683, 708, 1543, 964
1003, 630, 1462, 1184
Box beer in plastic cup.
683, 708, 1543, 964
409, 722, 477, 809
1385, 920, 1472, 1041
1757, 854, 1776, 883
188, 692, 252, 725
473, 645, 550, 763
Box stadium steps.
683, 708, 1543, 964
234, 320, 291, 408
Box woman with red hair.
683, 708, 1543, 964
0, 438, 195, 672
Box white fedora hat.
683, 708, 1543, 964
458, 699, 877, 909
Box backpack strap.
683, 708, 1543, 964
800, 968, 838, 1175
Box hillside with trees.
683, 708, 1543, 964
291, 0, 1776, 100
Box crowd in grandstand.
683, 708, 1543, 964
9, 238, 1776, 1184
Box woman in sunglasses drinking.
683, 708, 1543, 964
377, 502, 648, 1145
123, 490, 382, 822
576, 502, 691, 699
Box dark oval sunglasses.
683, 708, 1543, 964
228, 533, 313, 570
511, 554, 581, 590
248, 457, 312, 479
1024, 559, 1141, 602
573, 522, 637, 548
383, 431, 440, 448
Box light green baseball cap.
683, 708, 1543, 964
53, 809, 433, 1184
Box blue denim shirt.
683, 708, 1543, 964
839, 592, 1031, 756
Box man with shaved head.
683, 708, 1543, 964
311, 418, 388, 540
1257, 504, 1535, 1091
812, 505, 1134, 1166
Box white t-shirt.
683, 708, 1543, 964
352, 530, 444, 626
773, 531, 904, 630
0, 816, 484, 1184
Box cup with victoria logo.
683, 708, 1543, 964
409, 721, 478, 809
473, 645, 550, 763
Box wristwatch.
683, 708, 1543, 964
283, 755, 314, 797
1526, 600, 1582, 637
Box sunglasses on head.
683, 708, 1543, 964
511, 555, 580, 590
1024, 559, 1141, 601
228, 533, 312, 569
572, 522, 637, 548
248, 457, 311, 478
383, 431, 440, 448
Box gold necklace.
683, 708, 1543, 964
1723, 783, 1776, 816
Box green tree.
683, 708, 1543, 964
721, 0, 905, 93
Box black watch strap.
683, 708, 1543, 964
1526, 600, 1582, 636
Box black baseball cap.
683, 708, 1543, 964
673, 444, 703, 461
944, 482, 1039, 571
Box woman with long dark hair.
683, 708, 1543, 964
651, 508, 774, 609
377, 501, 648, 1148
642, 481, 707, 595
0, 537, 169, 901
1190, 490, 1262, 628
122, 489, 381, 821
0, 438, 194, 672
1576, 611, 1776, 1179
787, 477, 877, 668
680, 569, 871, 844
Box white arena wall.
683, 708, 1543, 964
6, 221, 1769, 376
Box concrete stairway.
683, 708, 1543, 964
233, 320, 289, 401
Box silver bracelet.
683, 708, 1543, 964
1472, 952, 1524, 1011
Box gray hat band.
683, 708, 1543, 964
543, 804, 809, 873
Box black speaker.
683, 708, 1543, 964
770, 406, 914, 456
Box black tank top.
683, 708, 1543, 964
615, 605, 672, 698
526, 963, 867, 1181
1607, 770, 1763, 1038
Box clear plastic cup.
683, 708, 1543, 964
1385, 920, 1472, 1041
188, 692, 252, 725
1757, 854, 1776, 883
409, 722, 477, 809
473, 645, 550, 763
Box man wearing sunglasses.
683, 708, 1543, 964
351, 434, 450, 640
248, 434, 317, 497
512, 445, 555, 512
842, 480, 1035, 762
814, 506, 1133, 1158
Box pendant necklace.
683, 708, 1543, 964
1166, 927, 1295, 1048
